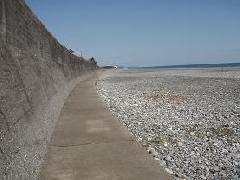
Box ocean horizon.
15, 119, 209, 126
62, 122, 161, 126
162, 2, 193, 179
124, 62, 240, 70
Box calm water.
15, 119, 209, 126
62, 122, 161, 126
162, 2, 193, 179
126, 62, 240, 70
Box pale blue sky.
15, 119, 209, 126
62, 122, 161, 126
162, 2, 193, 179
26, 0, 240, 67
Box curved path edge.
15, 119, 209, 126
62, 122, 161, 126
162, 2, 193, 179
40, 71, 171, 180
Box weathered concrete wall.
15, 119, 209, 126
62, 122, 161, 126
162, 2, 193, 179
0, 0, 97, 179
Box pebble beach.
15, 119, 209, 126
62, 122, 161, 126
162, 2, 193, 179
97, 68, 240, 180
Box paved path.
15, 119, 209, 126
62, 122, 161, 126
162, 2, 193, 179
40, 72, 171, 180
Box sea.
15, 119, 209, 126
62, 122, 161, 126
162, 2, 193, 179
124, 62, 240, 70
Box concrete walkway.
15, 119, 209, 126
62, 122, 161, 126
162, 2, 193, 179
40, 72, 171, 180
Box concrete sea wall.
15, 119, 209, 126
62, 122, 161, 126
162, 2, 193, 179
0, 0, 97, 179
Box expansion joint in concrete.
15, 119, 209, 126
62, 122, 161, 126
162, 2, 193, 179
51, 139, 135, 148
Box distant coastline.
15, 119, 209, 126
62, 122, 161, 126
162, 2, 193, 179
126, 62, 240, 69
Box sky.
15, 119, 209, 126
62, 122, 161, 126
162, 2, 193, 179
25, 0, 240, 67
